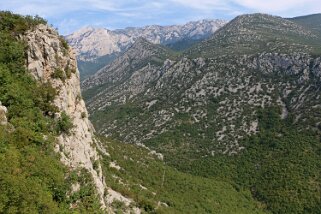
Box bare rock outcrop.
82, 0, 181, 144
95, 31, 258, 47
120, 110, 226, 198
23, 24, 107, 208
0, 101, 8, 126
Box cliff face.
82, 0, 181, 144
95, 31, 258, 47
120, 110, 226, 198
23, 24, 106, 207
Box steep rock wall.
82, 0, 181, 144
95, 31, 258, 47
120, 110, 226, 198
23, 24, 107, 208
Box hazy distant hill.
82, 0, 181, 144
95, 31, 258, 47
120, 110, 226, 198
290, 13, 321, 35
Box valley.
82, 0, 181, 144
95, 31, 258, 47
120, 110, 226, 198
78, 13, 321, 214
0, 8, 320, 214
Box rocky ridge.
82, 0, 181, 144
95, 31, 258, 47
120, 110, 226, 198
187, 14, 320, 58
82, 38, 175, 93
66, 19, 227, 61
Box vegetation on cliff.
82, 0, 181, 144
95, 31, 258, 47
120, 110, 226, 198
0, 11, 101, 213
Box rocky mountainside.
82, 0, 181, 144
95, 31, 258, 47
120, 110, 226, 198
23, 24, 108, 207
289, 13, 321, 36
66, 19, 227, 79
66, 26, 131, 61
82, 14, 321, 213
84, 13, 321, 152
24, 23, 147, 213
0, 12, 107, 213
82, 38, 176, 97
187, 13, 321, 57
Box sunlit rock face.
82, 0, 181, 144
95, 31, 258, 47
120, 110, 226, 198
24, 24, 107, 208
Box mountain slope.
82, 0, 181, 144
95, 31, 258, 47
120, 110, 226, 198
66, 26, 132, 61
82, 38, 177, 110
0, 12, 268, 214
290, 13, 321, 36
99, 137, 268, 214
83, 13, 321, 213
186, 13, 321, 58
85, 13, 321, 150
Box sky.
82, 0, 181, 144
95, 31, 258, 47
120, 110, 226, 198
1, 0, 321, 35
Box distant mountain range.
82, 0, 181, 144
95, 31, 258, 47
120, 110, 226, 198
66, 19, 227, 79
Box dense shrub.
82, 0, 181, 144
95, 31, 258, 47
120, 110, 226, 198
0, 11, 47, 35
56, 112, 73, 134
51, 68, 66, 82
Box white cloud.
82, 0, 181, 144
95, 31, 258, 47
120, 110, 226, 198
171, 0, 231, 11
234, 0, 311, 12
3, 0, 124, 17
171, 0, 321, 16
4, 0, 321, 18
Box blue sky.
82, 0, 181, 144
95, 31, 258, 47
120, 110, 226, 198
1, 0, 321, 35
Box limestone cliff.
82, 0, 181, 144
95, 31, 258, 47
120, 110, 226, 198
23, 24, 107, 208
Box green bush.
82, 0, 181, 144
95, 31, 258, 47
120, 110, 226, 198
56, 112, 73, 134
0, 11, 47, 35
65, 68, 72, 79
93, 160, 99, 171
59, 36, 69, 55
51, 68, 66, 82
100, 137, 267, 214
81, 112, 87, 119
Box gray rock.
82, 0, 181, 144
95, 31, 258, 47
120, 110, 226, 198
0, 101, 8, 126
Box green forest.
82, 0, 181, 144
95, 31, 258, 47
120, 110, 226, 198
143, 108, 321, 214
100, 108, 321, 214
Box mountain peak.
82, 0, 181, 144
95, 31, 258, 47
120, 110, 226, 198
66, 19, 227, 61
68, 26, 95, 37
133, 36, 150, 44
130, 37, 166, 52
